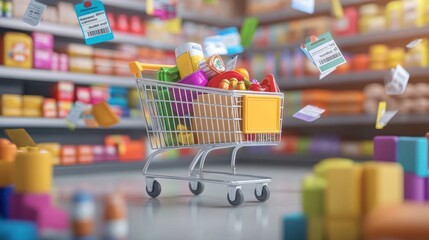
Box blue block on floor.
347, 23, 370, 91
397, 137, 429, 177
283, 212, 307, 240
0, 186, 13, 219
0, 220, 37, 240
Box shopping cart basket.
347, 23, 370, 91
129, 61, 284, 206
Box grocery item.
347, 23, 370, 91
175, 42, 204, 78
1, 32, 32, 68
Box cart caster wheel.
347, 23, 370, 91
146, 180, 161, 198
189, 182, 204, 195
227, 189, 244, 206
255, 185, 270, 202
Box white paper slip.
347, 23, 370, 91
319, 67, 336, 80
22, 0, 47, 26
293, 105, 325, 122
226, 55, 238, 71
385, 64, 410, 95
66, 101, 89, 128
377, 110, 398, 128
406, 39, 422, 49
291, 0, 315, 14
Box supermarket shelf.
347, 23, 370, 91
179, 12, 243, 27
54, 155, 229, 176
103, 0, 146, 12
0, 117, 145, 129
0, 66, 135, 87
251, 26, 429, 53
0, 18, 175, 50
255, 0, 376, 25
279, 67, 429, 89
283, 114, 429, 128
240, 154, 371, 165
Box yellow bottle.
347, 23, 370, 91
175, 42, 204, 78
385, 1, 403, 30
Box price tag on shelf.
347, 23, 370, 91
375, 101, 398, 129
305, 32, 346, 74
66, 101, 89, 129
291, 0, 315, 14
385, 64, 410, 95
22, 0, 47, 26
293, 105, 325, 122
406, 39, 423, 49
74, 0, 114, 45
226, 55, 238, 71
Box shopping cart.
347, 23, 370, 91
129, 61, 284, 206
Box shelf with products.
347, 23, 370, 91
279, 67, 429, 90
250, 26, 429, 53
0, 66, 135, 87
282, 114, 429, 128
0, 117, 145, 129
0, 18, 176, 50
250, 0, 378, 25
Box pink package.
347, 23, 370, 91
34, 49, 53, 69
90, 86, 109, 104
59, 54, 69, 72
93, 145, 105, 162
104, 145, 118, 161
51, 52, 59, 71
32, 32, 54, 49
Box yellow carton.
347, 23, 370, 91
1, 32, 33, 68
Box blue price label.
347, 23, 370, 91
74, 0, 114, 45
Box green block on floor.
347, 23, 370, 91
302, 175, 326, 216
308, 215, 325, 240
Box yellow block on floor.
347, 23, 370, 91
325, 165, 362, 217
15, 147, 52, 193
362, 162, 404, 215
326, 217, 360, 240
302, 175, 326, 216
314, 158, 354, 179
308, 215, 325, 240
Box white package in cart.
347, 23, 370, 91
385, 64, 410, 95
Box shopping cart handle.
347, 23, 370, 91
129, 61, 175, 78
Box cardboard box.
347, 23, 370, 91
192, 94, 243, 144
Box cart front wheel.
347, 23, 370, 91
189, 182, 204, 195
227, 189, 244, 206
255, 185, 270, 202
146, 180, 161, 198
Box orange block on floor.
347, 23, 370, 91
362, 162, 403, 215
364, 203, 429, 240
60, 145, 76, 165
77, 145, 93, 164
326, 217, 360, 240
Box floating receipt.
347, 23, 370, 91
319, 67, 336, 80
291, 0, 315, 14
375, 101, 397, 129
293, 105, 325, 122
385, 64, 410, 95
22, 0, 47, 26
66, 101, 89, 129
74, 0, 114, 45
226, 55, 238, 71
305, 32, 346, 75
406, 39, 423, 49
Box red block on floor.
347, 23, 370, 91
10, 193, 68, 230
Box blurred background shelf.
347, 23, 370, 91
279, 67, 429, 90
250, 26, 429, 53
283, 114, 429, 128
0, 117, 145, 129
0, 66, 135, 87
0, 18, 176, 50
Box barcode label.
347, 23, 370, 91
87, 27, 111, 37
319, 53, 341, 65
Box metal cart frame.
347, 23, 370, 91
130, 62, 284, 206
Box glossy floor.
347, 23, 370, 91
54, 164, 311, 240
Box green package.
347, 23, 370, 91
156, 90, 178, 146
157, 66, 181, 82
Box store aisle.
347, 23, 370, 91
54, 164, 311, 240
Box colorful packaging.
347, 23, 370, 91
198, 55, 225, 79
175, 42, 204, 78
385, 1, 403, 30
33, 32, 53, 69
1, 32, 32, 68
